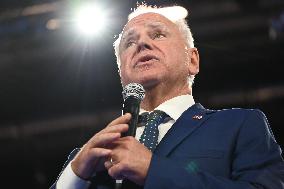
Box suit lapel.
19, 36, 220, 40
154, 103, 215, 157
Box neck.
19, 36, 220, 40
141, 83, 191, 111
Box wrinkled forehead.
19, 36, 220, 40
122, 13, 176, 35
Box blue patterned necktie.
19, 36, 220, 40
139, 110, 168, 152
119, 111, 168, 189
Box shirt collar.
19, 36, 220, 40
140, 94, 195, 121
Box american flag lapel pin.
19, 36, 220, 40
192, 115, 203, 120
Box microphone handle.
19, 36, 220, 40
117, 96, 141, 188
122, 96, 140, 137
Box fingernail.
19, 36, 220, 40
104, 149, 112, 154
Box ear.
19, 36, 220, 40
187, 47, 199, 75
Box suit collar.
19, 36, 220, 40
140, 94, 195, 121
154, 103, 215, 156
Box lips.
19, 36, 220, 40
134, 55, 159, 67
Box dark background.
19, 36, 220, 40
0, 0, 283, 188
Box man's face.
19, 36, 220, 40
119, 13, 197, 90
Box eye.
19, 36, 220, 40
153, 33, 165, 39
126, 41, 136, 48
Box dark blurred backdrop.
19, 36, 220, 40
0, 0, 283, 188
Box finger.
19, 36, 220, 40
104, 160, 113, 170
107, 136, 135, 148
88, 132, 121, 148
107, 113, 131, 127
108, 163, 126, 180
88, 148, 112, 159
100, 123, 129, 135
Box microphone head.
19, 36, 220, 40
122, 83, 145, 101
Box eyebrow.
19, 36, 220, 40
121, 21, 169, 42
146, 22, 169, 31
121, 29, 137, 42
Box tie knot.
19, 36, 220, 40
139, 110, 168, 125
148, 110, 168, 123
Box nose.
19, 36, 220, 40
137, 37, 152, 52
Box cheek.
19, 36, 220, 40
120, 50, 133, 67
120, 53, 127, 66
119, 54, 132, 84
119, 64, 128, 79
119, 53, 129, 71
167, 46, 189, 74
166, 45, 187, 65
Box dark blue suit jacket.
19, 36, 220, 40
51, 103, 284, 189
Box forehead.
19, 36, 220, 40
122, 13, 177, 34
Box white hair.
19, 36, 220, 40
113, 4, 196, 87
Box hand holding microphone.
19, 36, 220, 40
71, 83, 150, 185
106, 83, 151, 186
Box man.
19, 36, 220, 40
51, 5, 284, 189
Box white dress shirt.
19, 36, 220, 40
56, 94, 195, 189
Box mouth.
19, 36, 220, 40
134, 55, 159, 67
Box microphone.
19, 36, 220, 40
115, 83, 145, 188
121, 83, 145, 137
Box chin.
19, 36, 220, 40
122, 69, 163, 88
137, 76, 161, 90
